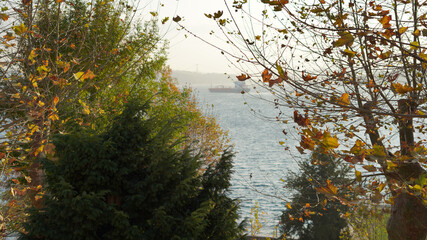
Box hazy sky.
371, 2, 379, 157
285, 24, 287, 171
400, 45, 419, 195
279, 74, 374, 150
153, 0, 239, 74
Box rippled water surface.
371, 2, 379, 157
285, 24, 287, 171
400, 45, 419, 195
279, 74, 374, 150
196, 87, 301, 235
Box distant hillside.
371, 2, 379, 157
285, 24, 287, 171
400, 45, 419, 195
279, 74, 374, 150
171, 70, 236, 87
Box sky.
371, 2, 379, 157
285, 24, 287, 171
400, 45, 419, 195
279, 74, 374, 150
146, 0, 241, 74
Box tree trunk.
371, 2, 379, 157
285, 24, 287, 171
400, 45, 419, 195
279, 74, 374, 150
386, 99, 427, 240
387, 193, 427, 240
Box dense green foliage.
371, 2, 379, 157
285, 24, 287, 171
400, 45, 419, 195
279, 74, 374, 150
279, 153, 352, 240
19, 101, 243, 240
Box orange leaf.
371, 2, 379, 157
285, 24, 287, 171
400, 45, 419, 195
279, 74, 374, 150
53, 96, 59, 105
379, 15, 391, 28
287, 202, 292, 209
261, 69, 272, 82
294, 111, 310, 127
392, 82, 414, 94
302, 71, 317, 81
338, 93, 350, 106
269, 77, 283, 87
236, 74, 250, 81
83, 70, 96, 80
398, 27, 408, 34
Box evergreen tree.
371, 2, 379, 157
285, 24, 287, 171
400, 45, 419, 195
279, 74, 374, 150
20, 101, 243, 240
279, 152, 352, 240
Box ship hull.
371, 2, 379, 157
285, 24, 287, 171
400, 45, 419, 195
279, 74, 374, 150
208, 88, 250, 93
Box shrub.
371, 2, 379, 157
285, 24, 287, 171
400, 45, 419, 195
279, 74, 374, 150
20, 101, 244, 240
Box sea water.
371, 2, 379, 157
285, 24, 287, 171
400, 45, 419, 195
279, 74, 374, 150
196, 87, 301, 236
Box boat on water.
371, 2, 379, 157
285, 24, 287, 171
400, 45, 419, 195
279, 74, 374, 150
209, 81, 250, 93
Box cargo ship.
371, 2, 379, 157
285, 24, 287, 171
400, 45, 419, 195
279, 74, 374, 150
208, 81, 250, 93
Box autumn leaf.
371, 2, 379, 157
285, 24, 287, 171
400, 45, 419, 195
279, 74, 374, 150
173, 16, 182, 22
213, 10, 223, 19
48, 114, 59, 121
161, 17, 169, 24
379, 15, 391, 28
261, 69, 272, 82
338, 93, 350, 106
343, 49, 356, 58
236, 74, 250, 81
355, 170, 362, 182
410, 41, 420, 51
302, 71, 317, 81
363, 165, 377, 172
269, 77, 283, 87
74, 70, 96, 82
333, 32, 354, 47
301, 135, 315, 150
413, 29, 420, 36
315, 179, 338, 196
294, 110, 310, 127
53, 96, 59, 105
371, 144, 386, 157
392, 82, 414, 94
0, 13, 9, 21
286, 202, 292, 209
83, 70, 96, 80
12, 23, 27, 35
322, 133, 339, 150
277, 64, 287, 79
398, 27, 408, 34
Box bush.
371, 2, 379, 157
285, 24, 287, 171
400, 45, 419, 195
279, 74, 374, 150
20, 101, 244, 240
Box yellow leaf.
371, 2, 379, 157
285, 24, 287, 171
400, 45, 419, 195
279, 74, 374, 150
327, 179, 338, 195
371, 144, 386, 157
410, 41, 420, 51
378, 182, 385, 192
355, 170, 362, 182
399, 27, 408, 34
322, 134, 339, 150
82, 104, 90, 115
12, 23, 27, 35
413, 29, 421, 36
34, 145, 44, 156
392, 82, 414, 94
48, 114, 59, 121
28, 49, 37, 61
279, 141, 285, 145
386, 160, 397, 170
286, 202, 292, 209
38, 100, 45, 107
343, 49, 356, 57
74, 72, 84, 81
338, 93, 350, 106
12, 93, 20, 99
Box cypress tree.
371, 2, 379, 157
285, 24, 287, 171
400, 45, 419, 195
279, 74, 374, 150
20, 101, 243, 240
279, 152, 352, 240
